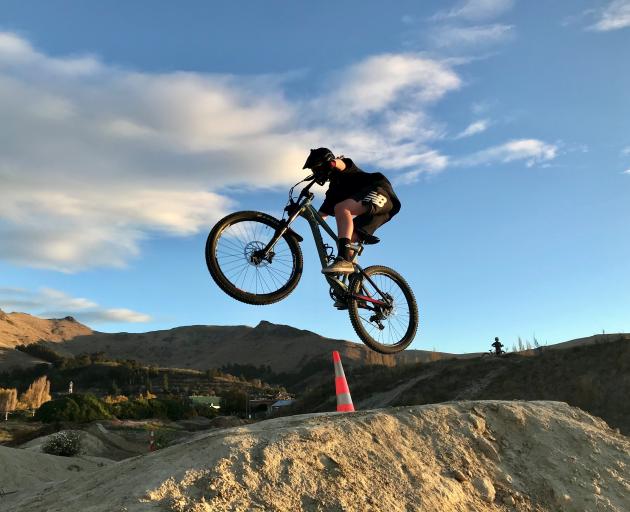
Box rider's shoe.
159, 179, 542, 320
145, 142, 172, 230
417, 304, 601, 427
322, 257, 355, 274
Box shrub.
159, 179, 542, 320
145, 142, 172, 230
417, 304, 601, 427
36, 394, 112, 423
36, 397, 81, 423
109, 398, 152, 420
42, 431, 82, 457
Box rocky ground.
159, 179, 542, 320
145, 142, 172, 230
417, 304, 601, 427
1, 400, 629, 511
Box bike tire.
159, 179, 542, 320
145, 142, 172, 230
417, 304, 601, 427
347, 265, 419, 354
205, 211, 303, 305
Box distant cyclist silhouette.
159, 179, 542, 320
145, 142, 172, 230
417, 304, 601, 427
492, 337, 504, 356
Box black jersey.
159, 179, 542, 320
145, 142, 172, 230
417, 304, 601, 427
319, 158, 401, 216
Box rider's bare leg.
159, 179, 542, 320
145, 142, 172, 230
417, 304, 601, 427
334, 199, 368, 240
321, 199, 368, 274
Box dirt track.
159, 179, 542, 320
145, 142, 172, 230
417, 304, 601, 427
2, 401, 630, 511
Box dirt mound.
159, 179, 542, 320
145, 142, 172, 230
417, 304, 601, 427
205, 415, 250, 429
0, 444, 109, 494
3, 401, 629, 511
19, 426, 144, 461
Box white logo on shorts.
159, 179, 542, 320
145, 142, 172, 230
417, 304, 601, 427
363, 191, 387, 208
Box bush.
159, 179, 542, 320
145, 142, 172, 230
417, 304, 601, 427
109, 398, 152, 420
42, 431, 82, 457
109, 397, 195, 421
36, 394, 112, 423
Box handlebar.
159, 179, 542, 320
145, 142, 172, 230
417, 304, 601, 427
297, 178, 317, 200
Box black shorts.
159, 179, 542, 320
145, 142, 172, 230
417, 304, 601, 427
351, 186, 395, 237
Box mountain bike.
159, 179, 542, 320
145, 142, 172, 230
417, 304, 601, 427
205, 175, 419, 354
482, 349, 506, 358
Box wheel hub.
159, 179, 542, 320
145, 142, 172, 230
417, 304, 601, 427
244, 241, 273, 266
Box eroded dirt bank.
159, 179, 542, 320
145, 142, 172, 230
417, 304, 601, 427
3, 401, 629, 512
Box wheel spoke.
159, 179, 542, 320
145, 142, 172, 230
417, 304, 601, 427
212, 217, 297, 297
350, 268, 417, 351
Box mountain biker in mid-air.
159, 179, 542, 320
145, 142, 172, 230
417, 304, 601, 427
302, 147, 401, 274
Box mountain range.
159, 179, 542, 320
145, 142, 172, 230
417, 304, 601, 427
0, 309, 456, 373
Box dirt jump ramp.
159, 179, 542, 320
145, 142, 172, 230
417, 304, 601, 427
3, 400, 629, 512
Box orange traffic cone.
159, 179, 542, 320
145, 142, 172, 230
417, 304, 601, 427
333, 351, 355, 412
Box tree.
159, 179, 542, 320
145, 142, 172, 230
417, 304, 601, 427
20, 376, 52, 416
162, 373, 169, 392
517, 337, 525, 352
0, 387, 18, 420
36, 394, 112, 423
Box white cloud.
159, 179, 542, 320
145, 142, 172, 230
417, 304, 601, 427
432, 0, 515, 21
455, 119, 490, 138
590, 0, 630, 31
621, 146, 630, 155
430, 24, 514, 48
622, 169, 630, 174
395, 151, 449, 184
0, 32, 464, 271
0, 287, 151, 324
326, 54, 461, 116
456, 139, 558, 167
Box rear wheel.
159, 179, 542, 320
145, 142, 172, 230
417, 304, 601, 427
347, 265, 418, 354
205, 211, 303, 305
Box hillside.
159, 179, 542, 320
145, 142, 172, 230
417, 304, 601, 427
293, 334, 630, 436
0, 311, 455, 374
0, 309, 93, 349
2, 401, 629, 511
46, 320, 445, 373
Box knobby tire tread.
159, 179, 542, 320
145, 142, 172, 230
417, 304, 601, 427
205, 211, 303, 306
347, 265, 419, 354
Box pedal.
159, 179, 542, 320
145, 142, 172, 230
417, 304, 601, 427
346, 243, 364, 255
333, 300, 348, 310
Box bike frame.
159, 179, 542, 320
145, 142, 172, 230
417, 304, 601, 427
260, 182, 390, 307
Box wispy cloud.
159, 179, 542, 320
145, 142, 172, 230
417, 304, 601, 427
430, 23, 514, 48
622, 169, 630, 174
0, 287, 151, 324
455, 119, 490, 138
393, 151, 449, 185
455, 139, 558, 167
621, 146, 630, 155
590, 0, 630, 31
432, 0, 515, 21
0, 32, 460, 271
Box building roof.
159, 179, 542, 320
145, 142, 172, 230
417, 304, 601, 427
271, 399, 296, 408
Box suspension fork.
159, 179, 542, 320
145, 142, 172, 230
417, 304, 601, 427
254, 206, 304, 261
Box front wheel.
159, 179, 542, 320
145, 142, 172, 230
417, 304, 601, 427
205, 211, 303, 305
347, 265, 419, 354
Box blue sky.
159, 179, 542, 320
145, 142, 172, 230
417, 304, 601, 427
1, 0, 629, 353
